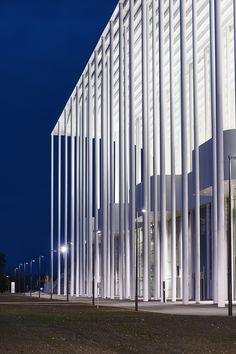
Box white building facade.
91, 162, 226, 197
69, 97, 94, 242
51, 0, 236, 306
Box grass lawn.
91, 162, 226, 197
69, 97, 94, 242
0, 295, 236, 353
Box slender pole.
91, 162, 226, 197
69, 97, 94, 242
135, 209, 138, 311
180, 0, 189, 304
30, 261, 32, 296
215, 0, 225, 308
67, 246, 69, 302
39, 257, 41, 298
159, 0, 167, 303
51, 134, 54, 300
75, 86, 80, 297
58, 121, 62, 295
228, 156, 233, 316
209, 0, 218, 304
92, 239, 95, 306
129, 0, 135, 301
135, 146, 138, 311
192, 0, 201, 304
169, 0, 176, 302
124, 26, 130, 299
110, 20, 115, 300
119, 2, 124, 300
64, 109, 68, 297
71, 98, 75, 297
142, 0, 149, 303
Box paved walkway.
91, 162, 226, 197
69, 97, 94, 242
29, 293, 236, 316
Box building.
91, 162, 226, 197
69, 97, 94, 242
50, 0, 236, 307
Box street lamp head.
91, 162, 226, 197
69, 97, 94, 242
25, 262, 28, 265
61, 245, 68, 254
32, 259, 35, 263
141, 209, 147, 213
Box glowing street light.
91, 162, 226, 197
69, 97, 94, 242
18, 263, 23, 293
38, 256, 44, 298
23, 262, 28, 294
30, 259, 35, 296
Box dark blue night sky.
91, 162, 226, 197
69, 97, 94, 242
0, 0, 117, 272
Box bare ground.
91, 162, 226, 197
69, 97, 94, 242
0, 295, 236, 353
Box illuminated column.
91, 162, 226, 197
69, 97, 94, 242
214, 0, 225, 308
57, 121, 61, 295
106, 57, 111, 299
87, 62, 93, 297
50, 134, 54, 297
129, 0, 136, 301
142, 0, 150, 302
101, 36, 108, 299
109, 21, 115, 299
119, 2, 124, 300
192, 0, 201, 304
159, 0, 167, 303
234, 0, 236, 127
180, 0, 189, 304
94, 50, 99, 298
124, 26, 130, 299
70, 98, 75, 297
206, 204, 211, 299
209, 0, 218, 304
64, 109, 68, 296
169, 0, 176, 302
75, 86, 80, 297
81, 75, 86, 296
152, 0, 159, 301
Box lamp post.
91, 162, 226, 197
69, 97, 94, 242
38, 256, 44, 298
23, 262, 28, 294
228, 155, 236, 316
14, 267, 18, 293
18, 263, 23, 293
92, 230, 101, 306
135, 208, 146, 311
5, 275, 10, 293
61, 244, 71, 302
30, 259, 35, 296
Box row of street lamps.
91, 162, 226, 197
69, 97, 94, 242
14, 255, 44, 296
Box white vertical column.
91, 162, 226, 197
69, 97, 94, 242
57, 121, 61, 295
64, 109, 68, 296
88, 63, 93, 297
192, 0, 201, 304
51, 134, 54, 297
146, 1, 151, 300
119, 2, 124, 300
129, 0, 136, 301
106, 57, 111, 299
142, 0, 149, 302
70, 98, 75, 297
152, 0, 159, 301
101, 36, 108, 299
81, 75, 86, 296
204, 49, 210, 140
159, 0, 167, 303
180, 0, 189, 304
234, 0, 236, 127
214, 0, 225, 308
76, 87, 80, 297
110, 21, 115, 300
169, 0, 176, 303
124, 26, 130, 299
94, 51, 99, 298
206, 204, 211, 299
209, 0, 218, 304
